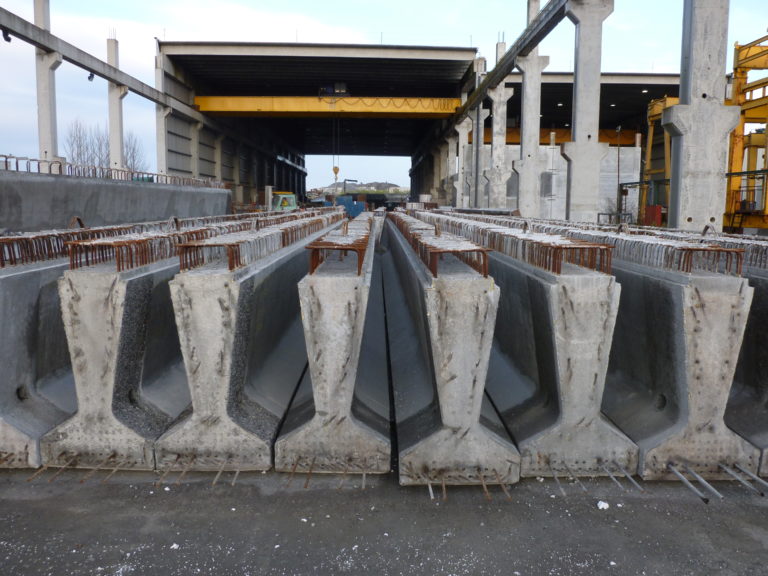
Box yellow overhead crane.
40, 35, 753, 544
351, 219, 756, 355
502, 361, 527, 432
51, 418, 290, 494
639, 34, 768, 231
194, 96, 461, 118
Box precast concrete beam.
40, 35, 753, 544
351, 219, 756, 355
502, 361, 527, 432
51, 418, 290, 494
0, 260, 74, 467
562, 0, 613, 222
485, 253, 637, 476
382, 219, 519, 486
725, 267, 768, 476
155, 222, 341, 471
483, 84, 514, 209
602, 261, 759, 480
41, 260, 190, 469
275, 215, 390, 474
662, 0, 738, 231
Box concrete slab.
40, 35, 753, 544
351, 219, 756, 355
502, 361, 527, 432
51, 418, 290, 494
41, 260, 188, 470
0, 259, 74, 467
602, 260, 759, 480
383, 218, 520, 486
275, 215, 390, 474
486, 253, 638, 477
156, 224, 339, 471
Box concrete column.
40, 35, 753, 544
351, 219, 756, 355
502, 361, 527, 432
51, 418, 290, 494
189, 122, 203, 178
34, 0, 62, 163
443, 135, 457, 205
471, 107, 491, 207
454, 118, 472, 207
662, 0, 739, 231
106, 38, 128, 171
514, 0, 551, 218
561, 0, 613, 222
429, 148, 441, 200
214, 135, 225, 182
483, 83, 514, 209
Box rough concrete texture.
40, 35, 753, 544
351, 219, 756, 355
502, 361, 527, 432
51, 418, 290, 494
661, 0, 739, 231
383, 221, 520, 486
156, 226, 336, 471
0, 172, 230, 233
275, 218, 390, 474
725, 267, 768, 476
486, 253, 638, 477
562, 0, 613, 222
2, 469, 768, 576
41, 260, 188, 470
0, 259, 75, 467
602, 261, 759, 479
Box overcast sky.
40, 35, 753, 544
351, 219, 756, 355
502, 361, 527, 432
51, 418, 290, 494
1, 0, 765, 189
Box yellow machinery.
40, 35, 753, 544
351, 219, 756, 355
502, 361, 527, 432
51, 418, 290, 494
639, 34, 768, 230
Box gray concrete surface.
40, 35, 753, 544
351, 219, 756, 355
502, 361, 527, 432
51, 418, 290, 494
0, 172, 229, 233
486, 253, 638, 477
275, 217, 390, 475
0, 259, 75, 467
383, 221, 520, 486
156, 226, 335, 471
41, 260, 188, 470
726, 266, 768, 476
602, 260, 759, 480
0, 468, 767, 576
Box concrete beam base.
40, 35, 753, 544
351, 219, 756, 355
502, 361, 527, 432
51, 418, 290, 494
156, 226, 337, 471
725, 267, 768, 476
486, 254, 637, 476
275, 217, 390, 474
383, 220, 520, 485
41, 261, 189, 469
603, 261, 759, 480
0, 260, 74, 467
562, 140, 609, 222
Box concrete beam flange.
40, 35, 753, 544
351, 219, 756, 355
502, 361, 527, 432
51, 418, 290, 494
275, 216, 390, 474
602, 261, 759, 480
155, 224, 341, 471
0, 259, 75, 468
486, 253, 638, 477
41, 260, 190, 470
725, 267, 768, 477
383, 220, 520, 486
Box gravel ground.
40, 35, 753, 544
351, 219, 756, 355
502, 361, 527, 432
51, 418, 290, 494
1, 469, 767, 575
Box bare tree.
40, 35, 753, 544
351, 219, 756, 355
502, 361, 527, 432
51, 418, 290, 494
63, 119, 147, 172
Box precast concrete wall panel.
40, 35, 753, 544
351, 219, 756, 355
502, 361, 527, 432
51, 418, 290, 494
485, 253, 638, 477
602, 261, 759, 480
0, 260, 75, 467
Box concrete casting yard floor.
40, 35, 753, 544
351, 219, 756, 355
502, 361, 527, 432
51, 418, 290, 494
1, 469, 767, 575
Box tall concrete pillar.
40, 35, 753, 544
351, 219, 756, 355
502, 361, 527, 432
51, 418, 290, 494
561, 0, 613, 222
436, 140, 450, 205
443, 134, 457, 205
471, 107, 491, 207
455, 118, 472, 207
484, 83, 514, 209
34, 0, 62, 163
189, 122, 203, 178
429, 148, 441, 200
107, 38, 127, 171
514, 0, 550, 218
214, 135, 225, 182
662, 0, 738, 231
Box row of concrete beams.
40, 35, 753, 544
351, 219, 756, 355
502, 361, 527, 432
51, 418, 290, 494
0, 209, 343, 468
441, 209, 763, 479
0, 2, 303, 174
417, 0, 735, 231
195, 96, 462, 118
